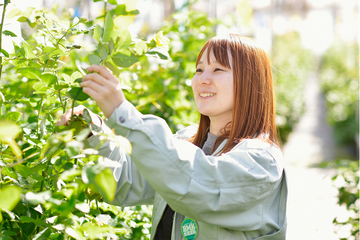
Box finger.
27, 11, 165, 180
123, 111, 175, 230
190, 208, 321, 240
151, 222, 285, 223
82, 86, 100, 101
56, 115, 67, 126
82, 73, 107, 86
80, 79, 105, 92
56, 106, 86, 126
87, 65, 114, 82
55, 120, 62, 126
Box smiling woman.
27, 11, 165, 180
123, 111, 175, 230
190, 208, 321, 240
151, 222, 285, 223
192, 48, 234, 137
191, 34, 278, 155
58, 33, 287, 240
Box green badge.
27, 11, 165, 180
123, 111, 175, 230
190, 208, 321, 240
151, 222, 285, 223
181, 218, 198, 240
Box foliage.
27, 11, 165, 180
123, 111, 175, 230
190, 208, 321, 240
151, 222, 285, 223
271, 32, 316, 143
319, 159, 359, 239
0, 0, 165, 239
318, 40, 359, 148
124, 9, 219, 131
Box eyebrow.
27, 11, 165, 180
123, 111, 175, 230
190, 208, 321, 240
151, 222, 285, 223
197, 60, 220, 65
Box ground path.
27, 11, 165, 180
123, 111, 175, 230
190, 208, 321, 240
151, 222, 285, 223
282, 64, 349, 239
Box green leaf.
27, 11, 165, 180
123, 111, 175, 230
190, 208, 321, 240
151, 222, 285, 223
68, 87, 90, 101
147, 47, 171, 60
14, 164, 32, 177
54, 83, 69, 90
19, 216, 36, 223
76, 128, 91, 142
0, 120, 21, 141
102, 12, 114, 42
71, 71, 83, 82
113, 4, 126, 15
112, 52, 139, 68
82, 165, 101, 184
108, 0, 117, 4
59, 168, 81, 181
109, 39, 114, 55
0, 186, 21, 211
99, 43, 108, 61
2, 230, 17, 236
17, 16, 27, 22
115, 29, 131, 49
2, 30, 16, 37
88, 54, 101, 65
104, 61, 120, 76
40, 46, 63, 61
135, 41, 148, 55
0, 49, 9, 57
79, 17, 88, 23
17, 68, 41, 80
93, 25, 103, 42
5, 9, 21, 19
22, 41, 35, 58
33, 227, 51, 240
41, 73, 57, 87
0, 91, 4, 104
39, 117, 47, 138
21, 222, 36, 236
33, 82, 47, 93
5, 112, 21, 122
95, 168, 116, 202
83, 109, 92, 124
17, 16, 36, 27
65, 140, 83, 158
112, 4, 140, 16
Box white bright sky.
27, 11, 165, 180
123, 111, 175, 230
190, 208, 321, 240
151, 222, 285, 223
1, 0, 358, 55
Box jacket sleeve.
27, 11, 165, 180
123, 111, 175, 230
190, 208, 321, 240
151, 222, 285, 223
106, 100, 285, 231
84, 120, 156, 207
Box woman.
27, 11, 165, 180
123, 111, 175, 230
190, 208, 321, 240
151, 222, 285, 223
58, 34, 287, 239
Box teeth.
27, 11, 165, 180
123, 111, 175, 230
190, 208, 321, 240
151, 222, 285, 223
200, 93, 216, 97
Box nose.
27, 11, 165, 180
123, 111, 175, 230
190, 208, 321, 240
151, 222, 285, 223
198, 69, 212, 85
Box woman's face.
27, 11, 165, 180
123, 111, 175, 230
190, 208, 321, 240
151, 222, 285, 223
192, 48, 234, 125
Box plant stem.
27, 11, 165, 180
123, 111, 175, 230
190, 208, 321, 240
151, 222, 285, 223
69, 99, 76, 129
55, 76, 66, 113
39, 142, 64, 192
36, 96, 44, 138
0, 2, 8, 83
55, 21, 82, 46
104, 1, 107, 26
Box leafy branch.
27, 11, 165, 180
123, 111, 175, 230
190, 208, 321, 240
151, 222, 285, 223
0, 1, 9, 82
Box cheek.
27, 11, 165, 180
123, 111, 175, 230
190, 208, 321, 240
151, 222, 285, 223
191, 77, 197, 92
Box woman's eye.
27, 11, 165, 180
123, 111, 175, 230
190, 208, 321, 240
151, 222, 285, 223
196, 69, 203, 73
214, 68, 223, 72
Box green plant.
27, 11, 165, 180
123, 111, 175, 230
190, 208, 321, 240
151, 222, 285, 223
122, 9, 219, 132
0, 0, 166, 239
319, 40, 359, 148
272, 32, 316, 143
319, 159, 359, 239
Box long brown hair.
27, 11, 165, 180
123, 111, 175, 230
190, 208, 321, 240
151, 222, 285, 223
190, 34, 279, 154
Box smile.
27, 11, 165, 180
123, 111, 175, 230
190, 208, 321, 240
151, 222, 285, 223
200, 93, 216, 97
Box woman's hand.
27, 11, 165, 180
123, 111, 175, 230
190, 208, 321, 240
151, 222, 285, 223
80, 65, 125, 118
56, 105, 102, 127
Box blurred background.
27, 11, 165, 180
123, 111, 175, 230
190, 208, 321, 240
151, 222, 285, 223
2, 0, 359, 239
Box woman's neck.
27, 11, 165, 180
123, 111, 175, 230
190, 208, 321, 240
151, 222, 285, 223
209, 116, 231, 136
